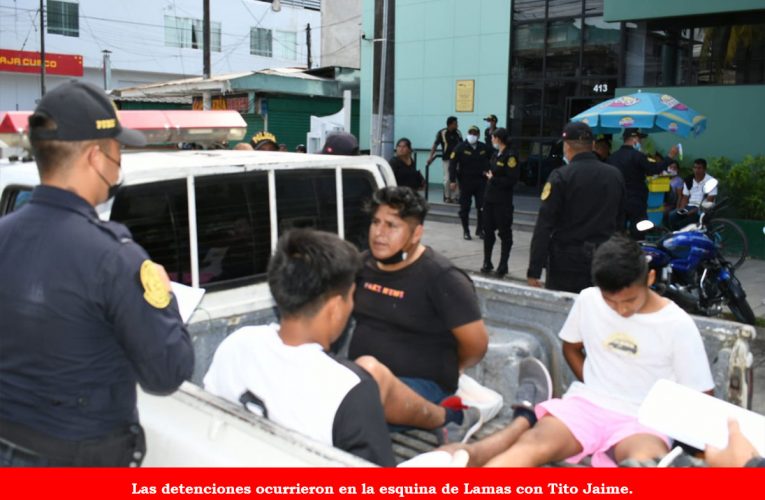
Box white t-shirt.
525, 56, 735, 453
203, 324, 394, 465
559, 287, 714, 417
682, 173, 717, 206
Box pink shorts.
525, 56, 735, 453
535, 396, 670, 467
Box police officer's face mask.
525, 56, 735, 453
632, 140, 642, 152
467, 134, 478, 145
94, 147, 124, 202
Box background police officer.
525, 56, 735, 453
483, 114, 498, 146
426, 116, 462, 203
449, 125, 491, 240
0, 81, 194, 466
481, 128, 519, 278
527, 122, 625, 293
607, 128, 678, 238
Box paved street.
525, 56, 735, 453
421, 215, 765, 415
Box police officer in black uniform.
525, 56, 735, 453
483, 114, 498, 146
481, 128, 519, 277
0, 81, 194, 466
449, 125, 491, 240
426, 116, 462, 203
607, 128, 678, 238
527, 122, 626, 293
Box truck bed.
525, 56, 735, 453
138, 276, 756, 466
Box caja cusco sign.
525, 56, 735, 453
0, 49, 83, 76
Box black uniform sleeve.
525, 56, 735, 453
449, 143, 463, 182
528, 170, 564, 279
492, 153, 520, 189
332, 377, 395, 466
100, 241, 194, 395
745, 457, 765, 468
639, 154, 667, 176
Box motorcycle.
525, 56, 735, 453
638, 179, 756, 325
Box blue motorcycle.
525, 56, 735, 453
639, 180, 755, 325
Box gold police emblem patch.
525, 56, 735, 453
509, 156, 517, 168
140, 260, 171, 309
541, 182, 552, 201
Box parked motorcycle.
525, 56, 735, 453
639, 179, 756, 325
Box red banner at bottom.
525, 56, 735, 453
0, 467, 760, 499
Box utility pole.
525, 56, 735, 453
40, 0, 46, 97
202, 0, 211, 110
306, 23, 312, 69
203, 0, 210, 79
373, 0, 389, 157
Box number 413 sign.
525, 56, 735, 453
593, 83, 609, 93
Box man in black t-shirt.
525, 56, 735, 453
426, 116, 463, 203
349, 187, 489, 444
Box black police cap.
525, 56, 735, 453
561, 121, 594, 141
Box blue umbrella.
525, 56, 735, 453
571, 92, 707, 138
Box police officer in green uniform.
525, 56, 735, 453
481, 128, 519, 277
527, 122, 626, 293
0, 81, 194, 466
449, 125, 491, 240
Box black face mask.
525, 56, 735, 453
93, 148, 123, 202
376, 249, 409, 265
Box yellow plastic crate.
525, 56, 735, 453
647, 176, 671, 192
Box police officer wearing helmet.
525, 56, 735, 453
449, 125, 491, 240
481, 128, 519, 278
607, 128, 678, 238
0, 81, 194, 466
527, 122, 626, 293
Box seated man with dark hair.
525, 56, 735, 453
204, 229, 395, 465
349, 186, 489, 444
455, 234, 714, 467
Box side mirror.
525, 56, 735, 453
636, 220, 655, 232
703, 178, 718, 194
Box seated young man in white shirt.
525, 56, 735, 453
468, 234, 715, 467
203, 229, 395, 466
669, 158, 717, 230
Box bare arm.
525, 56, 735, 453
562, 341, 585, 382
678, 193, 689, 210
452, 320, 489, 371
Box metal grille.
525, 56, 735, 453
280, 0, 321, 11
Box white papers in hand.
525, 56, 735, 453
170, 282, 206, 323
638, 379, 765, 455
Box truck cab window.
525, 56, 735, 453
110, 180, 192, 285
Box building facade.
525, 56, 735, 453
0, 0, 322, 110
360, 0, 765, 187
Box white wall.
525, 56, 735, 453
0, 0, 322, 110
321, 0, 360, 69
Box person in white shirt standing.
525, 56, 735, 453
669, 158, 717, 229
475, 234, 715, 467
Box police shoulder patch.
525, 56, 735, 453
541, 182, 552, 201
509, 156, 518, 168
450, 152, 456, 159
647, 157, 656, 163
140, 260, 171, 309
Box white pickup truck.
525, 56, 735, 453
0, 113, 756, 467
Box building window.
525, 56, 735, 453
509, 1, 618, 191
164, 16, 221, 52
625, 22, 765, 87
250, 27, 273, 57
274, 30, 298, 61
47, 0, 79, 37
